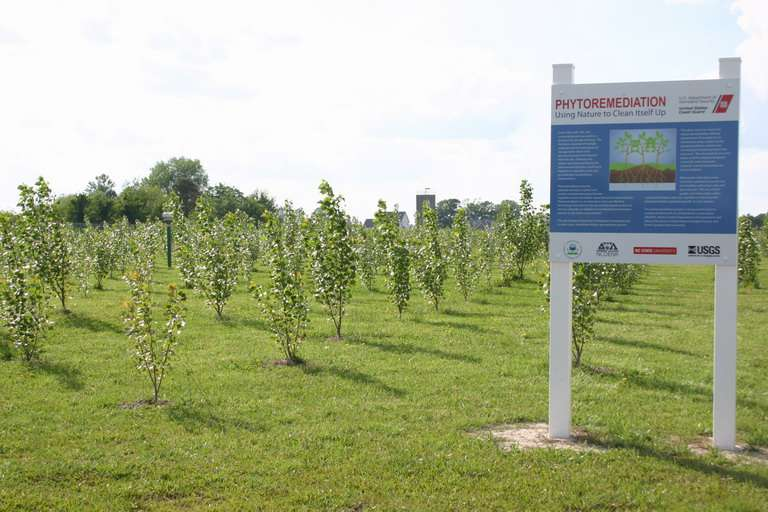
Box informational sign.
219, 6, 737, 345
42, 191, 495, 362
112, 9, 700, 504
549, 79, 739, 265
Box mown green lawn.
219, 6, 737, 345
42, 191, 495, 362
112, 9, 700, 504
2, 261, 767, 511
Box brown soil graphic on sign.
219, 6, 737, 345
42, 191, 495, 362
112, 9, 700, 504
610, 165, 675, 183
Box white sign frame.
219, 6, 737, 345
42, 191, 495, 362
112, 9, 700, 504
548, 58, 740, 450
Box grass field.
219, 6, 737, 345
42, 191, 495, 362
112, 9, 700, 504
609, 162, 676, 172
2, 261, 768, 511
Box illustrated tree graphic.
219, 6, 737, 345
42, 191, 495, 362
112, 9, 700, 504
614, 132, 633, 164
653, 130, 670, 164
628, 134, 644, 164
615, 131, 671, 166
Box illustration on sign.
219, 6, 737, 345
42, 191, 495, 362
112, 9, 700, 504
609, 129, 676, 191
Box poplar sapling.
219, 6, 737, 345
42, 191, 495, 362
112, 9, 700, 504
374, 200, 411, 317
738, 216, 761, 288
309, 181, 356, 339
17, 178, 72, 311
450, 208, 479, 301
123, 271, 186, 404
413, 201, 446, 311
192, 198, 240, 319
253, 204, 309, 364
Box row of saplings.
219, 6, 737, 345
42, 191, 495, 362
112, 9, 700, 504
0, 178, 761, 403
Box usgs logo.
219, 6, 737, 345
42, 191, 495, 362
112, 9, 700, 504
688, 245, 721, 257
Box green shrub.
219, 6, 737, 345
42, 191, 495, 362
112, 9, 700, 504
254, 203, 309, 363
308, 181, 356, 339
123, 271, 186, 403
374, 200, 411, 317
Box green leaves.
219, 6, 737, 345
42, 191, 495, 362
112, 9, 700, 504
123, 270, 187, 403
353, 225, 378, 291
738, 215, 761, 288
17, 177, 72, 310
450, 208, 479, 301
255, 203, 309, 363
413, 200, 445, 311
374, 200, 411, 317
309, 181, 356, 338
542, 262, 645, 367
498, 180, 547, 284
0, 228, 50, 361
0, 177, 64, 359
189, 197, 240, 319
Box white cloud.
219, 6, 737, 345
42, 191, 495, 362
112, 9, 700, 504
733, 0, 768, 101
741, 148, 768, 215
0, 1, 765, 218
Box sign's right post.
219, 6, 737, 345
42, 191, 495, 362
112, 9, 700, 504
713, 57, 740, 451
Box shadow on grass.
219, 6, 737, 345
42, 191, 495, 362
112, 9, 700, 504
597, 335, 700, 357
584, 433, 768, 490
581, 365, 708, 397
412, 317, 497, 335
60, 311, 123, 335
598, 318, 675, 330
30, 360, 84, 390
300, 364, 406, 397
442, 308, 493, 318
219, 317, 269, 330
167, 403, 266, 434
346, 337, 481, 364
601, 305, 691, 318
0, 338, 12, 361
581, 365, 766, 411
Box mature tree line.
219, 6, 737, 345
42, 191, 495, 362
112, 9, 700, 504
436, 198, 521, 229
52, 157, 276, 225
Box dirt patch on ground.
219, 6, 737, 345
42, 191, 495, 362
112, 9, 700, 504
687, 438, 768, 465
468, 423, 607, 453
610, 165, 675, 183
270, 358, 304, 367
119, 399, 171, 409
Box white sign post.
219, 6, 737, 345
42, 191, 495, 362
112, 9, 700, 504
548, 58, 740, 450
549, 63, 575, 440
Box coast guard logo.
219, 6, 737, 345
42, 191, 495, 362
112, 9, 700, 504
713, 94, 733, 113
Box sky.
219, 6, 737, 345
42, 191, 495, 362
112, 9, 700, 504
0, 0, 766, 220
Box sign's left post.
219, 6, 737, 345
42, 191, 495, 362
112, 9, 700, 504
549, 63, 574, 440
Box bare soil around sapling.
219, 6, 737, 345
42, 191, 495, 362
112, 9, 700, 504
610, 164, 676, 184
119, 399, 171, 409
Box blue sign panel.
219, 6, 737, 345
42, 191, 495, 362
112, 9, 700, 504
551, 121, 738, 234
549, 78, 739, 264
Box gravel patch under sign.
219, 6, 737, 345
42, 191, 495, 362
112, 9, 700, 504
468, 422, 607, 453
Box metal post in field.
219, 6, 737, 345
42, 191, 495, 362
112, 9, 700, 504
162, 211, 173, 269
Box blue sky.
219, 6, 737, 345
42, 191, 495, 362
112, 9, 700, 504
0, 0, 765, 218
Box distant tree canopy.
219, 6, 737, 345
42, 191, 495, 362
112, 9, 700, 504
205, 184, 276, 222
85, 174, 117, 197
51, 158, 276, 225
743, 213, 766, 229
435, 199, 520, 229
144, 157, 209, 215
119, 183, 166, 223
436, 199, 461, 228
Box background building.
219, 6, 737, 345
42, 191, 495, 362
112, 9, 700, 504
415, 192, 436, 226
